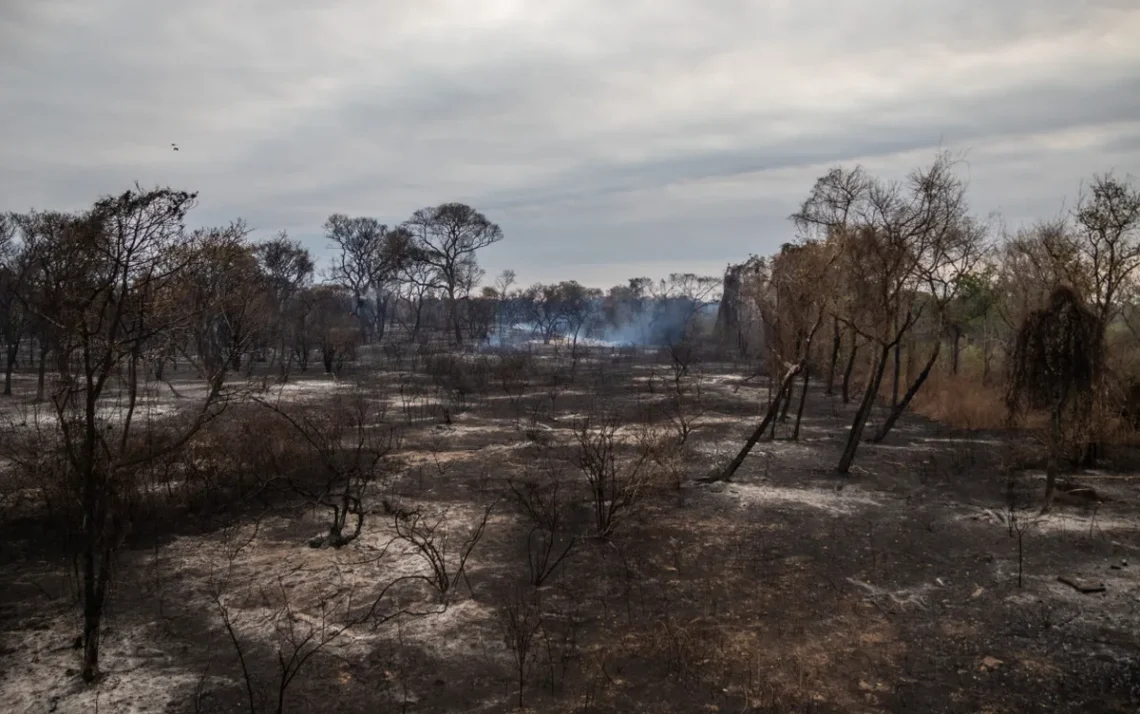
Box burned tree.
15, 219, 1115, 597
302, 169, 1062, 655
254, 390, 400, 548
1006, 286, 1102, 512
871, 217, 987, 442
254, 232, 314, 374
403, 203, 503, 344
325, 214, 409, 342
0, 218, 34, 395
21, 186, 240, 682
714, 258, 766, 356
793, 153, 977, 472
714, 241, 836, 481
573, 413, 654, 538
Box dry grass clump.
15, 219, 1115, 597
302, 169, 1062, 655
910, 369, 1008, 430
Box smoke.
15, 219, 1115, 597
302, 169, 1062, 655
595, 298, 719, 347
483, 298, 720, 350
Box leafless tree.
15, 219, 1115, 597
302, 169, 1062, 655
394, 257, 438, 341
495, 351, 533, 425
254, 390, 401, 547
793, 152, 977, 472
871, 216, 989, 442
497, 585, 545, 709
522, 283, 566, 345
389, 499, 495, 600
572, 412, 654, 538
764, 241, 836, 439
714, 313, 826, 483
214, 576, 363, 714
1074, 173, 1140, 328
172, 223, 270, 378
0, 218, 35, 395
508, 455, 579, 587
325, 214, 409, 342
560, 281, 603, 356
23, 185, 241, 681
492, 269, 518, 342
11, 211, 80, 401
253, 232, 314, 375
209, 526, 414, 714
301, 285, 360, 375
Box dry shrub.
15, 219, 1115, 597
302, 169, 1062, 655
423, 352, 490, 404
572, 412, 658, 539
0, 416, 73, 525
144, 402, 315, 521
1007, 285, 1102, 417
508, 456, 580, 587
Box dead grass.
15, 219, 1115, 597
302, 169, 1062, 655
911, 369, 1009, 430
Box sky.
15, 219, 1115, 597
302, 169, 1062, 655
2, 0, 1139, 289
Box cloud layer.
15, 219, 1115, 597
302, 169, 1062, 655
3, 0, 1139, 287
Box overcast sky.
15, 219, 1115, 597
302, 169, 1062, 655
3, 1, 1139, 288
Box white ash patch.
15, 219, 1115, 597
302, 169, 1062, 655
393, 597, 500, 662
727, 483, 881, 516
957, 503, 1139, 536
1030, 511, 1138, 536
0, 615, 200, 714
256, 378, 350, 402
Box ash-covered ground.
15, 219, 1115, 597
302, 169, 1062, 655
1, 346, 1138, 713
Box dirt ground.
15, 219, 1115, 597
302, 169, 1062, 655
1, 347, 1138, 713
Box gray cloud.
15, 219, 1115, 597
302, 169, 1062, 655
2, 0, 1139, 288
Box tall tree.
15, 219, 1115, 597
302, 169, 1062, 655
325, 214, 407, 342
254, 231, 314, 373
403, 203, 503, 344
25, 186, 240, 681
1074, 173, 1140, 329
793, 152, 977, 472
1007, 286, 1102, 511
173, 223, 269, 377
0, 216, 33, 395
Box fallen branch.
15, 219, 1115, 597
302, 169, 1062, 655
1057, 576, 1106, 594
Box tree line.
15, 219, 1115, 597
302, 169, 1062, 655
714, 152, 1140, 508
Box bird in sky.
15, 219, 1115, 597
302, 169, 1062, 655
171, 143, 179, 151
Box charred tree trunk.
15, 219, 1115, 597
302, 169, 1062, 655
3, 338, 19, 396
838, 344, 891, 474
411, 298, 424, 341
719, 318, 824, 480
1042, 400, 1062, 513
777, 375, 794, 423
777, 333, 804, 426
841, 336, 859, 404
121, 344, 140, 452
375, 294, 388, 344
951, 325, 962, 375
36, 340, 48, 402
714, 360, 805, 483
79, 363, 112, 683
792, 362, 811, 440
871, 341, 940, 443
448, 287, 463, 345
826, 318, 841, 395
891, 337, 902, 408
